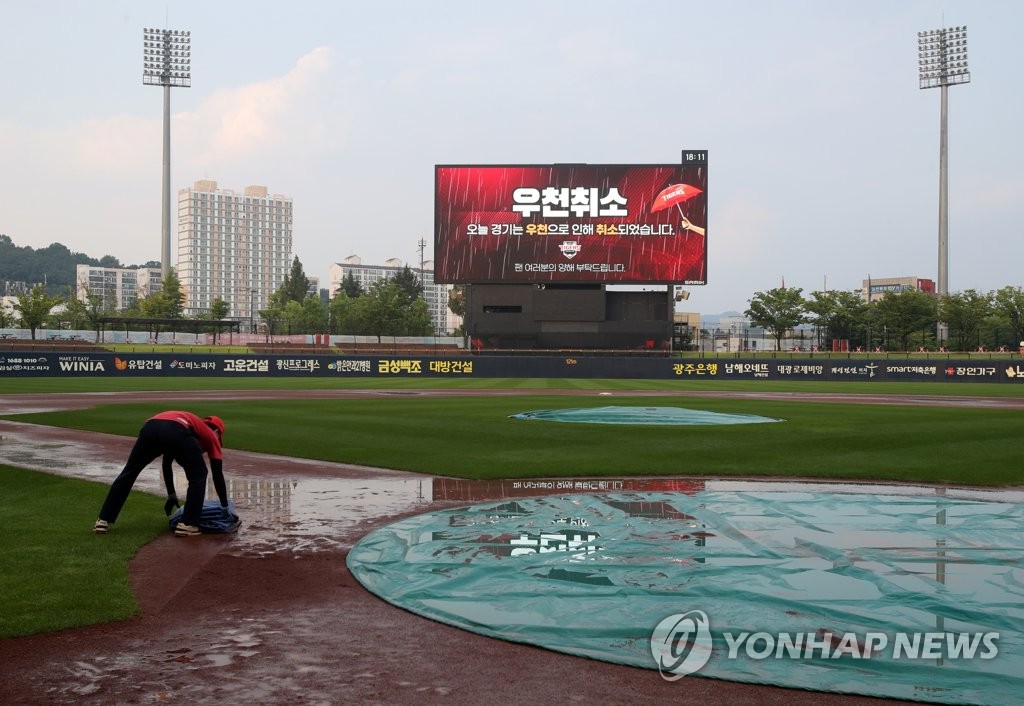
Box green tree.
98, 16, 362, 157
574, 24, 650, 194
196, 298, 231, 343
208, 298, 231, 320
349, 279, 433, 340
939, 289, 993, 351
745, 287, 807, 351
79, 286, 108, 341
805, 289, 867, 350
873, 289, 937, 351
448, 284, 465, 318
992, 286, 1024, 347
403, 297, 435, 336
328, 291, 357, 335
12, 285, 60, 339
279, 256, 311, 304
135, 269, 185, 342
300, 297, 329, 333
160, 268, 186, 319
281, 300, 305, 334
448, 284, 466, 338
340, 271, 363, 298
263, 285, 329, 335
352, 280, 403, 342
260, 288, 290, 336
58, 287, 90, 330
137, 295, 167, 339
275, 297, 329, 335
392, 265, 424, 304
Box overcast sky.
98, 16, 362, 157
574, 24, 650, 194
2, 0, 1021, 314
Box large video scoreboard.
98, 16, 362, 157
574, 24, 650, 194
435, 157, 708, 284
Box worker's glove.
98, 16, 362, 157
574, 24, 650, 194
164, 495, 181, 516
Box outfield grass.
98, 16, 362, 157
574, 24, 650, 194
0, 466, 165, 638
3, 376, 1024, 397
8, 393, 1023, 486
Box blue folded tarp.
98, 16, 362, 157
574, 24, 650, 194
169, 500, 241, 534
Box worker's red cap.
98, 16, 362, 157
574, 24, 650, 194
203, 415, 225, 437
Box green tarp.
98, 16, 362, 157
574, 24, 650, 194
348, 489, 1024, 704
510, 405, 782, 425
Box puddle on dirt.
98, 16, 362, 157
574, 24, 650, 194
226, 476, 434, 556
0, 423, 436, 556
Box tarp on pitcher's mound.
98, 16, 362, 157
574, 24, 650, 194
510, 406, 782, 425
347, 490, 1024, 705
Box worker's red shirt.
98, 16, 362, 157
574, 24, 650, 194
150, 410, 223, 460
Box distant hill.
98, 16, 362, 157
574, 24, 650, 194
0, 234, 158, 296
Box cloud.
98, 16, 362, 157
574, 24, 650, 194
0, 113, 158, 179
0, 47, 352, 265
1, 47, 344, 184
70, 116, 160, 174
179, 47, 346, 166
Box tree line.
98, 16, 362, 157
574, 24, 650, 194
261, 258, 436, 340
744, 286, 1024, 352
4, 234, 1020, 350
1, 256, 438, 341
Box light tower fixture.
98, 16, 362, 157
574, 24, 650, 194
143, 28, 192, 87
143, 28, 192, 281
917, 26, 969, 344
918, 26, 969, 90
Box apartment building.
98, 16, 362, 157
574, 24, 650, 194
75, 265, 163, 311
177, 180, 293, 322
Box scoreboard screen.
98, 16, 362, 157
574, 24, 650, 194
434, 158, 708, 284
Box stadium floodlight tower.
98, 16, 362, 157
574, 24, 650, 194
143, 28, 191, 280
918, 25, 969, 344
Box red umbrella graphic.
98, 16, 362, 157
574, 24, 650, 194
652, 183, 706, 281
651, 183, 703, 215
652, 183, 705, 236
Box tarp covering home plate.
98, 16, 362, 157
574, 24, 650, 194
347, 489, 1024, 704
510, 405, 781, 425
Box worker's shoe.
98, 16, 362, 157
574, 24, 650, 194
93, 519, 109, 534
174, 523, 201, 537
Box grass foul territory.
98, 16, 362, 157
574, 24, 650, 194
0, 466, 166, 638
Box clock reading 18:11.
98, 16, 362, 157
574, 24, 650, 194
681, 150, 707, 165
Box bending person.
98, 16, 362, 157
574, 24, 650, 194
93, 411, 227, 537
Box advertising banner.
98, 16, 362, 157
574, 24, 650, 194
434, 162, 708, 284
0, 351, 1017, 383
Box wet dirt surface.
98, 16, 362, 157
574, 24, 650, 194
0, 389, 1017, 705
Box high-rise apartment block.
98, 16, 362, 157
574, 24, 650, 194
177, 180, 293, 324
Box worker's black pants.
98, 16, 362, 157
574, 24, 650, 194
98, 419, 208, 526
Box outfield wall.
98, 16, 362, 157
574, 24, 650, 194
1, 351, 1022, 383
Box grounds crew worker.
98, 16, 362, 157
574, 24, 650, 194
93, 411, 228, 537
